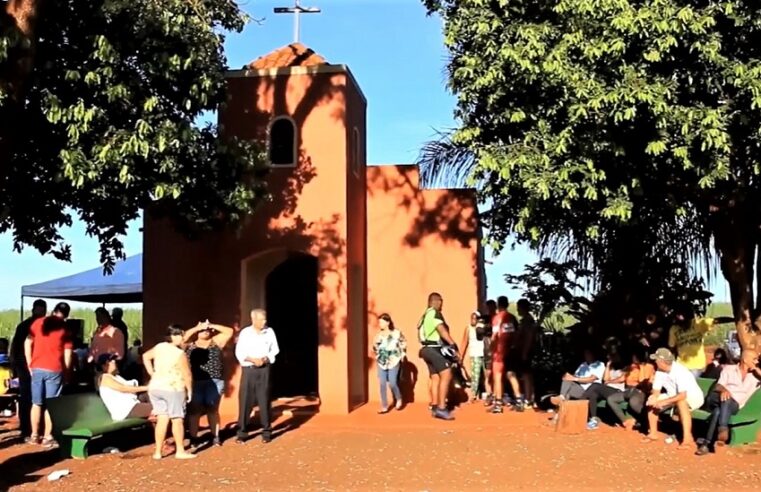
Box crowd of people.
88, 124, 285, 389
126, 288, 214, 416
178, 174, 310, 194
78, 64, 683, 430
3, 293, 760, 459
4, 301, 279, 459
371, 292, 539, 420
371, 293, 761, 456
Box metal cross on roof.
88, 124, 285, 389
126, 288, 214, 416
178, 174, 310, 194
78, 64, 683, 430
274, 0, 321, 44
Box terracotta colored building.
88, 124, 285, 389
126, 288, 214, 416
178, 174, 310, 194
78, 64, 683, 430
143, 44, 485, 418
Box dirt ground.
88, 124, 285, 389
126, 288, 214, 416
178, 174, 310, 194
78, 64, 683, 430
2, 403, 761, 491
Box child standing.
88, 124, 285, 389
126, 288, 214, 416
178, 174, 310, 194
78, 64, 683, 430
460, 311, 485, 402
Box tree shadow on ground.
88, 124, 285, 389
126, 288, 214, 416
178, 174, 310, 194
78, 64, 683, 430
0, 447, 62, 489
220, 402, 317, 444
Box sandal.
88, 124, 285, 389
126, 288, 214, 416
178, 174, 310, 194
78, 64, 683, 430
24, 435, 40, 445
41, 437, 59, 449
677, 442, 696, 451
641, 434, 659, 443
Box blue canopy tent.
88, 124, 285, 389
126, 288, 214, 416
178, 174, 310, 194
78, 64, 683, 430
20, 254, 143, 308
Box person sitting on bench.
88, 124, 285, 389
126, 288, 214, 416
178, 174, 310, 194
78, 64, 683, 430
550, 348, 605, 407
582, 349, 627, 430
605, 345, 654, 431
96, 354, 152, 421
696, 349, 761, 455
644, 348, 704, 449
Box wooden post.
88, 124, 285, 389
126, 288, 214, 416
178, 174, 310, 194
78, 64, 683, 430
555, 400, 588, 434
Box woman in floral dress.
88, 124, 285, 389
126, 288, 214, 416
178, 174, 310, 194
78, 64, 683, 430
373, 313, 407, 413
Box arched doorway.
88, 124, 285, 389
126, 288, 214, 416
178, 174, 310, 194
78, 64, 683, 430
265, 253, 319, 398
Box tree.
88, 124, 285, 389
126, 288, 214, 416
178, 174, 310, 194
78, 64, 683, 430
422, 0, 761, 348
1, 0, 267, 270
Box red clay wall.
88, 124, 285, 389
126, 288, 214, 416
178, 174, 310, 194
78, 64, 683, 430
144, 68, 478, 417
144, 66, 366, 417
366, 165, 483, 405
345, 76, 368, 410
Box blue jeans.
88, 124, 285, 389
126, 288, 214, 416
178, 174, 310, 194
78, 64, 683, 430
191, 378, 224, 409
703, 391, 740, 444
30, 369, 62, 406
378, 364, 401, 409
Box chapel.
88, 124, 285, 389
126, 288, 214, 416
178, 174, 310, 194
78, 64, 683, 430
143, 43, 485, 415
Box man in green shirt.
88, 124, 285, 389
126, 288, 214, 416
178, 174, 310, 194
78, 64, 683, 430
418, 292, 458, 420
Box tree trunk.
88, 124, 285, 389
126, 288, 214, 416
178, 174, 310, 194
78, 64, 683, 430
2, 0, 42, 99
0, 0, 43, 172
711, 198, 757, 350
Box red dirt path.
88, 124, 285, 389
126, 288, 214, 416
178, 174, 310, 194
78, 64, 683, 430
2, 403, 761, 491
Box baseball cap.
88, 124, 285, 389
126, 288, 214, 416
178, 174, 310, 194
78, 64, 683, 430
649, 348, 675, 363
96, 353, 119, 367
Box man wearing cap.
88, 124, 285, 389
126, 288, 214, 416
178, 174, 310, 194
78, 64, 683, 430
644, 347, 704, 448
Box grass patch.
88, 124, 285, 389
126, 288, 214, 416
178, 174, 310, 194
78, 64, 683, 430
0, 308, 142, 344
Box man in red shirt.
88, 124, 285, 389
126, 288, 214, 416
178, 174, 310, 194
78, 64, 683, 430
489, 296, 518, 413
24, 302, 73, 447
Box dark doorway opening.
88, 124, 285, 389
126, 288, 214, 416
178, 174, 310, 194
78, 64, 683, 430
265, 253, 319, 398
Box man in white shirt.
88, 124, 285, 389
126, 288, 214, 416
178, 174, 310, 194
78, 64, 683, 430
235, 309, 280, 444
644, 348, 704, 449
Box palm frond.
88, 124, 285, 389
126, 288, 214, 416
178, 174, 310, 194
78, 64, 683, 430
417, 133, 476, 189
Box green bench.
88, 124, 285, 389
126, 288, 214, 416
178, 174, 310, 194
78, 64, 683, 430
47, 393, 148, 459
595, 376, 761, 446
691, 377, 761, 447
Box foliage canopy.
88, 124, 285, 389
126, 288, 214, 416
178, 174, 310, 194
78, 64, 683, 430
422, 0, 761, 337
1, 0, 267, 270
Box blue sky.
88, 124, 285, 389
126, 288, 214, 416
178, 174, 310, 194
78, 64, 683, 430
0, 0, 728, 310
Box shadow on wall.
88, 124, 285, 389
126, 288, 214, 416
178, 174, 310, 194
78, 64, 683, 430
258, 149, 347, 350
399, 359, 419, 403
364, 346, 420, 405
365, 165, 481, 406
366, 166, 478, 249
219, 148, 347, 403
222, 66, 351, 350
223, 69, 347, 143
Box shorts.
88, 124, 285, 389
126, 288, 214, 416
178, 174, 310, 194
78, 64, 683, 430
30, 369, 63, 406
656, 392, 704, 413
492, 360, 505, 378
148, 389, 187, 419
419, 346, 452, 376
191, 378, 224, 410
483, 344, 493, 371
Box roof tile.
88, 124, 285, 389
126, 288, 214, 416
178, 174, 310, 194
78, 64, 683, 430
247, 43, 328, 70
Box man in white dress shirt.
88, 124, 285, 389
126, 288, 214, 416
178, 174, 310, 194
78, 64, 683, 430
235, 308, 280, 443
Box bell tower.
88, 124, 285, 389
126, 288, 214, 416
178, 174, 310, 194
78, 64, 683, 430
219, 43, 369, 413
